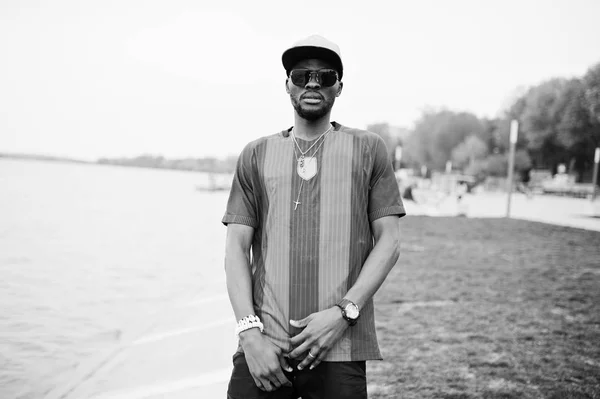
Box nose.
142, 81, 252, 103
305, 72, 321, 89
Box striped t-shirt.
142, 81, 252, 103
222, 122, 405, 361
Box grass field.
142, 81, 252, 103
369, 216, 600, 399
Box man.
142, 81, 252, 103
222, 35, 405, 399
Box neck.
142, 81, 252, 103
292, 114, 332, 140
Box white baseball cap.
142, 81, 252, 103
282, 34, 344, 79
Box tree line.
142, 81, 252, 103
97, 154, 238, 173
371, 61, 600, 184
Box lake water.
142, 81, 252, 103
0, 159, 230, 399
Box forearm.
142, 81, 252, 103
225, 245, 255, 321
344, 225, 400, 309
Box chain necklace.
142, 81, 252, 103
291, 125, 333, 211
291, 125, 333, 172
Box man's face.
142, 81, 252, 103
286, 58, 343, 121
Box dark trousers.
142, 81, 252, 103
227, 352, 367, 399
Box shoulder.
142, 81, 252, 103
239, 129, 291, 156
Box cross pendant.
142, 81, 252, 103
293, 200, 301, 210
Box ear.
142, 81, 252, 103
285, 78, 291, 94
336, 82, 343, 97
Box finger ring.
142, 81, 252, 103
308, 352, 316, 358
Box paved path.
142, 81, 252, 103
45, 193, 600, 399
405, 192, 600, 232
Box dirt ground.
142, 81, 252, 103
368, 216, 600, 399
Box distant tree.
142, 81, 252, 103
505, 65, 600, 181
96, 154, 236, 173
553, 78, 600, 181
132, 154, 166, 168
405, 60, 600, 183
488, 116, 529, 154
451, 135, 488, 170
405, 109, 485, 171
584, 62, 600, 125
520, 79, 567, 149
479, 118, 501, 153
507, 78, 570, 171
580, 63, 600, 183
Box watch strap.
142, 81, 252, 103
337, 298, 356, 310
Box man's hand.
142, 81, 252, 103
240, 329, 293, 392
288, 307, 348, 370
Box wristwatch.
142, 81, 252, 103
336, 299, 360, 326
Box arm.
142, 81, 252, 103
288, 215, 400, 369
225, 223, 257, 321
342, 215, 400, 309
225, 224, 292, 391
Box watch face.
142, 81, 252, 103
345, 304, 359, 319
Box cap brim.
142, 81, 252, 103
282, 46, 343, 79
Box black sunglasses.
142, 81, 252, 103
289, 69, 339, 88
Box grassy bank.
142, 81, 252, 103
369, 216, 600, 399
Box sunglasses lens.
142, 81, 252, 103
290, 69, 309, 87
320, 70, 338, 87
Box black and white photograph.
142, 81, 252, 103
1, 1, 599, 398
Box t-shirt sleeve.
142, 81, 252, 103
221, 143, 259, 227
368, 135, 406, 222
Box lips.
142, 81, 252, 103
300, 93, 323, 101
301, 93, 323, 104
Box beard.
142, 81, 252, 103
290, 93, 336, 121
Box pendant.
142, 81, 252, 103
297, 156, 317, 181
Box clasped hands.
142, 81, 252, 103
240, 306, 348, 392
288, 305, 348, 370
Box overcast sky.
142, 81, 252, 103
1, 0, 600, 161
